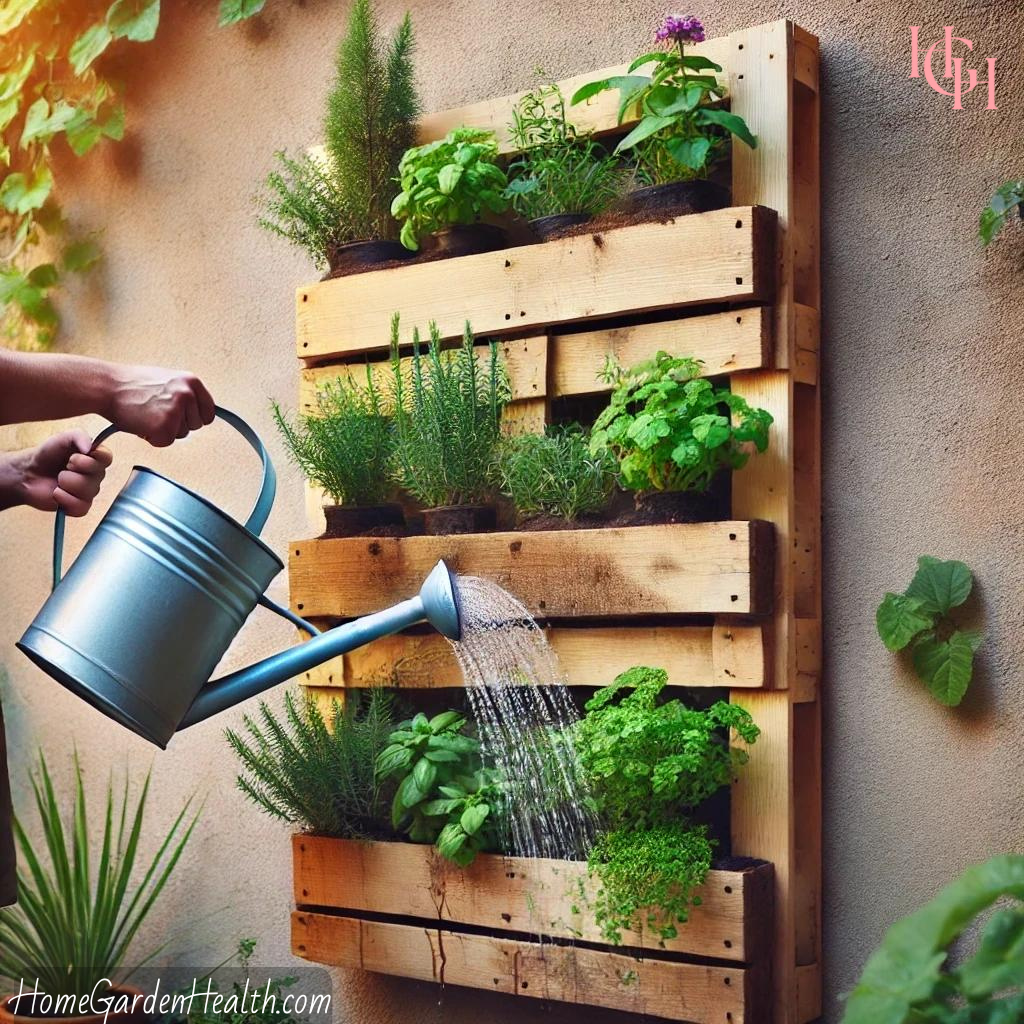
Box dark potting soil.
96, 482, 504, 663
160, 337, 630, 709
538, 204, 696, 243
515, 513, 609, 532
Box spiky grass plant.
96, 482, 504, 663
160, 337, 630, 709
256, 150, 358, 271
272, 367, 394, 506
390, 315, 510, 508
325, 0, 420, 241
498, 426, 617, 521
0, 753, 199, 999
226, 689, 395, 838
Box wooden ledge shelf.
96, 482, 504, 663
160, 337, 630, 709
288, 521, 774, 621
299, 621, 767, 691
296, 207, 777, 359
293, 836, 773, 963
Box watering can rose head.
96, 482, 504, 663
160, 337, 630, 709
17, 408, 462, 748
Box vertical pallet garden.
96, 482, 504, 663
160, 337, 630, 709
286, 19, 820, 1024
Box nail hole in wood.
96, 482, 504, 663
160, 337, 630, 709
493, 978, 499, 985
738, 74, 744, 80
724, 939, 732, 948
724, 885, 733, 893
302, 294, 308, 302
738, 43, 744, 49
724, 977, 732, 986
519, 311, 526, 317
297, 603, 304, 611
735, 277, 743, 285
501, 913, 512, 922
735, 220, 743, 228
302, 342, 308, 348
729, 532, 737, 540
735, 315, 742, 323
504, 259, 511, 267
505, 313, 511, 320
730, 595, 739, 602
295, 549, 301, 556
521, 982, 529, 990
769, 52, 775, 59
302, 889, 309, 897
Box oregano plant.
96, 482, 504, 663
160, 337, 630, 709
876, 556, 982, 707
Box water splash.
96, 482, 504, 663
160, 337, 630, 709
448, 576, 596, 861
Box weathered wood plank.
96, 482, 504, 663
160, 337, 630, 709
297, 622, 766, 689
288, 522, 774, 620
291, 913, 764, 1024
550, 307, 770, 397
296, 209, 776, 359
293, 836, 773, 963
299, 336, 547, 413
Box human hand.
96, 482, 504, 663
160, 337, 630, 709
19, 431, 113, 517
108, 364, 215, 447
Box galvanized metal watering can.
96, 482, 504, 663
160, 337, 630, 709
17, 408, 462, 748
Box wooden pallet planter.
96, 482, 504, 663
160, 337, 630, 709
293, 837, 773, 1024
287, 18, 821, 1024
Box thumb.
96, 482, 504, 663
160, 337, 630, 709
64, 429, 95, 459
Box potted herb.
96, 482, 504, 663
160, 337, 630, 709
272, 368, 402, 538
257, 0, 419, 276
227, 689, 396, 838
498, 426, 617, 529
0, 755, 198, 1024
391, 128, 509, 257
390, 316, 509, 534
572, 14, 757, 217
591, 352, 773, 524
504, 80, 623, 240
571, 666, 759, 944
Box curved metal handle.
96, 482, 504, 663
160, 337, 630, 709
52, 406, 276, 590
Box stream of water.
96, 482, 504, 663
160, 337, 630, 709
447, 576, 596, 861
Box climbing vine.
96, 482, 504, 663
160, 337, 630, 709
0, 0, 268, 350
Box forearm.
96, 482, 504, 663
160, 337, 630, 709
0, 351, 122, 426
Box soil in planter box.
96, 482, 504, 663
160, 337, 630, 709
515, 512, 608, 531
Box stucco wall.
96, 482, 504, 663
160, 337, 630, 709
1, 1, 1022, 1020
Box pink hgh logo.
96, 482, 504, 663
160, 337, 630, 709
909, 26, 997, 109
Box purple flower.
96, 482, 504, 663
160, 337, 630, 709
655, 13, 706, 45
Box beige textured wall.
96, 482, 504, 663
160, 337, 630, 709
1, 1, 1022, 1020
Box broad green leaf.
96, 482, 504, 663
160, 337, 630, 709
70, 23, 113, 75
696, 107, 758, 149
411, 756, 437, 795
571, 78, 613, 104
65, 110, 101, 156
396, 773, 425, 811
428, 710, 463, 733
614, 114, 674, 153
423, 749, 460, 763
957, 907, 1024, 999
460, 803, 489, 836
842, 856, 1024, 1024
876, 593, 933, 651
666, 136, 712, 171
912, 630, 981, 707
682, 55, 723, 72
435, 822, 467, 859
0, 164, 52, 214
906, 556, 973, 616
101, 104, 125, 141
21, 99, 77, 147
63, 239, 102, 272
16, 287, 57, 328
0, 0, 41, 34
419, 798, 462, 817
106, 0, 160, 41
980, 180, 1024, 245
26, 263, 57, 288
218, 0, 265, 26
437, 163, 462, 195
690, 413, 731, 449
628, 51, 671, 72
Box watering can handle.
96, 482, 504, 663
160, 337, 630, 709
51, 406, 276, 590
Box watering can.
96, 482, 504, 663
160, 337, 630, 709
17, 408, 462, 749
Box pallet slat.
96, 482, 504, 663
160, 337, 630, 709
296, 208, 776, 359
298, 622, 766, 689
550, 307, 770, 397
292, 913, 765, 1024
293, 836, 773, 963
289, 522, 774, 620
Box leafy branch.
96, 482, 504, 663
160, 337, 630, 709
876, 556, 982, 707
980, 179, 1023, 246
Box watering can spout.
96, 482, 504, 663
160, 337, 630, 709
178, 560, 462, 731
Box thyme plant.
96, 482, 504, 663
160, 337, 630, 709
226, 689, 395, 839
572, 666, 759, 944
504, 80, 622, 220
498, 426, 616, 521
272, 368, 394, 506
390, 315, 509, 507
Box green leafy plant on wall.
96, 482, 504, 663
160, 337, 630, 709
980, 179, 1023, 245
571, 666, 759, 944
842, 855, 1024, 1024
390, 127, 508, 251
375, 711, 504, 866
272, 368, 394, 506
0, 0, 272, 349
591, 352, 773, 494
876, 556, 982, 707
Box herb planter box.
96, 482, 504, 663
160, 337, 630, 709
292, 836, 773, 1024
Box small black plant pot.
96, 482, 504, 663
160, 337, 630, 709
626, 179, 731, 218
529, 212, 592, 241
432, 224, 507, 258
326, 239, 410, 278
422, 504, 497, 535
321, 503, 406, 539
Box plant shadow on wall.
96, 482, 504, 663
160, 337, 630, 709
0, 0, 280, 350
